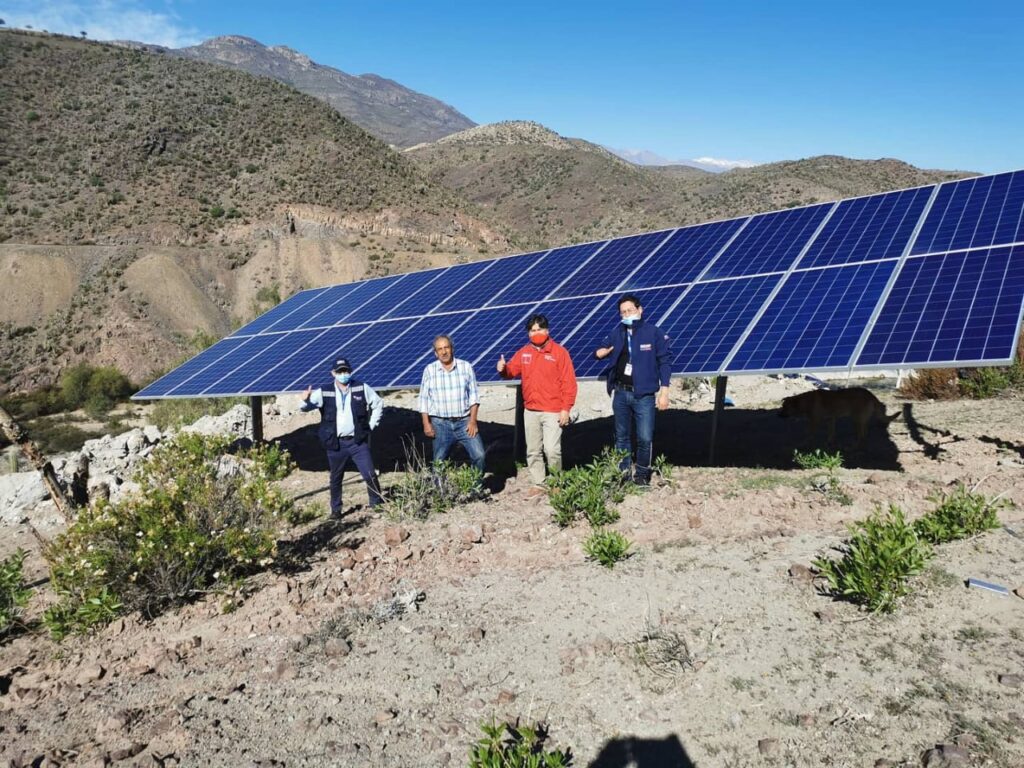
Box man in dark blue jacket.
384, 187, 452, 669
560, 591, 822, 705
301, 357, 384, 518
594, 294, 672, 485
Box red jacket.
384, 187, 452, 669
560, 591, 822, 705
501, 339, 577, 412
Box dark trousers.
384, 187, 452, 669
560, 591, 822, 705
326, 438, 382, 513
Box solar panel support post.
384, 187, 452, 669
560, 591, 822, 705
250, 396, 264, 444
513, 385, 526, 465
709, 376, 728, 464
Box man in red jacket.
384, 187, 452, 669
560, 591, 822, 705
497, 314, 578, 497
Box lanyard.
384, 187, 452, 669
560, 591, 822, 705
626, 327, 633, 359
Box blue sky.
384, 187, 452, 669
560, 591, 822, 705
3, 0, 1023, 173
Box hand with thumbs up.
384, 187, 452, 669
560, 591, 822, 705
496, 354, 506, 373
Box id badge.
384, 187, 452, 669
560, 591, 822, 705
623, 363, 633, 376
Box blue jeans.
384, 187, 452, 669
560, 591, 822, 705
613, 389, 655, 482
430, 415, 486, 475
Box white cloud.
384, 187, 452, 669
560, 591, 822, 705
0, 0, 203, 48
691, 156, 757, 170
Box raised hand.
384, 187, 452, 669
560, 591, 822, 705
496, 354, 506, 373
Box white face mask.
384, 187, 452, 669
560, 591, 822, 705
334, 373, 351, 384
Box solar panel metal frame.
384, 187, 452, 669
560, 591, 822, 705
134, 170, 1024, 400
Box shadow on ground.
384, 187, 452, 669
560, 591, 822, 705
588, 734, 696, 767
272, 403, 905, 482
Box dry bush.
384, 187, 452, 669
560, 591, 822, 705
898, 368, 960, 400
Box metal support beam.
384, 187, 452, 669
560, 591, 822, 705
709, 376, 728, 465
512, 385, 526, 464
250, 396, 264, 444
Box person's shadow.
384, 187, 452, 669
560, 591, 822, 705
588, 734, 695, 767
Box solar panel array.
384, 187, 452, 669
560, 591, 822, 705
135, 170, 1024, 399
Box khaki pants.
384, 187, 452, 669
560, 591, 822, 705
524, 409, 562, 486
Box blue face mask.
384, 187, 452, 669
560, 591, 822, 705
334, 373, 351, 384
621, 316, 636, 326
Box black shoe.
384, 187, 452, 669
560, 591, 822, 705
634, 476, 651, 488
329, 508, 343, 520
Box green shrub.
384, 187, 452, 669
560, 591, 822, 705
793, 448, 843, 470
546, 448, 630, 528
468, 720, 572, 768
59, 363, 133, 415
43, 433, 293, 638
583, 528, 632, 569
814, 505, 932, 613
1, 549, 31, 639
913, 484, 1008, 544
384, 444, 483, 520
958, 366, 1015, 398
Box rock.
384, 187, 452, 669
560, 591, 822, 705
953, 734, 976, 748
392, 545, 413, 560
96, 710, 132, 740
124, 429, 147, 455
469, 627, 485, 642
687, 513, 702, 529
384, 526, 410, 546
76, 663, 106, 686
143, 425, 163, 444
874, 760, 894, 768
814, 607, 836, 623
183, 403, 251, 438
496, 690, 516, 704
442, 678, 467, 697
788, 564, 814, 582
922, 743, 968, 766
324, 638, 351, 658
214, 454, 246, 480
757, 738, 779, 756
998, 674, 1023, 687
109, 742, 147, 761
797, 713, 816, 727
460, 524, 484, 544
0, 472, 48, 524
374, 708, 396, 725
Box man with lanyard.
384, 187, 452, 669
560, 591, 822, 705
418, 334, 486, 489
496, 313, 577, 497
594, 294, 672, 485
301, 357, 384, 518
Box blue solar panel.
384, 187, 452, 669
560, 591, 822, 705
913, 172, 1024, 255
342, 270, 443, 323
551, 231, 672, 298
367, 311, 474, 386
169, 333, 289, 396
136, 170, 1024, 399
567, 287, 686, 378
489, 242, 605, 306
296, 276, 403, 329
660, 276, 782, 374
625, 218, 747, 290
386, 261, 492, 318
231, 287, 328, 337
728, 261, 897, 372
858, 246, 1024, 366
800, 187, 933, 268
265, 283, 360, 331
391, 305, 536, 389
134, 336, 254, 399
705, 203, 833, 279
435, 251, 546, 313
242, 325, 371, 394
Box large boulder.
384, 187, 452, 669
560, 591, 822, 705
0, 471, 48, 524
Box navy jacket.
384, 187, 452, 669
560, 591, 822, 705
598, 319, 672, 396
314, 379, 371, 450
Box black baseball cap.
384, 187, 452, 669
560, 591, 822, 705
332, 358, 353, 372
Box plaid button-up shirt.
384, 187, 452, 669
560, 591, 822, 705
418, 358, 480, 418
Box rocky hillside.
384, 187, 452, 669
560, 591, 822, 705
408, 122, 974, 247
0, 30, 506, 392
166, 36, 476, 149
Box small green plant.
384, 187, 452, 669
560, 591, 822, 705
652, 454, 675, 486
546, 448, 631, 528
287, 501, 324, 527
913, 483, 1008, 544
793, 448, 843, 470
958, 366, 1012, 399
468, 719, 572, 768
814, 504, 932, 613
384, 442, 483, 520
584, 528, 632, 568
42, 434, 292, 638
1, 549, 31, 640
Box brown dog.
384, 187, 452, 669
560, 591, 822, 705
780, 387, 899, 444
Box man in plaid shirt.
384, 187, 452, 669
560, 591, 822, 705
418, 335, 486, 483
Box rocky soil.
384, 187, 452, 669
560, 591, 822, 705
2, 377, 1024, 767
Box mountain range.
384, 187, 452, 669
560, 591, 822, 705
0, 28, 974, 393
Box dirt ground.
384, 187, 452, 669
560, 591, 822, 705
2, 376, 1024, 767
